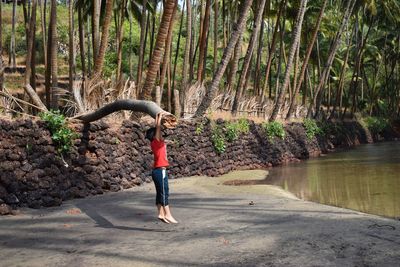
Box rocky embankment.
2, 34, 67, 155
0, 117, 398, 214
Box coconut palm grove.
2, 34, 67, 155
0, 0, 400, 266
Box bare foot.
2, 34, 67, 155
164, 216, 178, 224
158, 217, 170, 224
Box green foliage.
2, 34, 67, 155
262, 121, 286, 141
363, 117, 389, 135
303, 119, 323, 140
211, 124, 226, 154
195, 122, 205, 135
39, 110, 78, 155
224, 119, 250, 142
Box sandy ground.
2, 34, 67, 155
0, 170, 399, 267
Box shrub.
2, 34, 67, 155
39, 110, 78, 155
262, 121, 286, 141
303, 118, 322, 139
363, 117, 389, 135
211, 124, 226, 154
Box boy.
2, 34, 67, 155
145, 112, 178, 224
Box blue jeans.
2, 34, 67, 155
152, 168, 169, 206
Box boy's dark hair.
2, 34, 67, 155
145, 127, 156, 141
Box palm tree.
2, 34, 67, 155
197, 0, 211, 82
69, 0, 76, 93
180, 0, 192, 112
286, 0, 328, 119
232, 0, 268, 115
195, 0, 254, 117
25, 0, 37, 88
137, 0, 149, 87
92, 0, 101, 60
9, 0, 17, 70
159, 1, 178, 111
93, 0, 114, 76
140, 0, 178, 100
49, 0, 58, 108
269, 0, 308, 122
261, 0, 287, 99
306, 0, 357, 118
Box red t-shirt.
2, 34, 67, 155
151, 139, 169, 168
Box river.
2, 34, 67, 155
266, 141, 400, 219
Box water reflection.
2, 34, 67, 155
266, 142, 400, 219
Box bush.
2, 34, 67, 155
303, 118, 323, 139
39, 110, 78, 155
211, 124, 226, 154
363, 117, 389, 135
262, 121, 286, 141
224, 119, 250, 142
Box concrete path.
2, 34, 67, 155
1, 170, 399, 267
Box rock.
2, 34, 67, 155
4, 194, 19, 205
0, 204, 12, 215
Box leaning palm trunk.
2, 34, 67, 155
306, 0, 357, 118
269, 0, 308, 122
194, 0, 254, 117
74, 99, 177, 129
232, 0, 268, 115
286, 0, 328, 120
141, 0, 178, 100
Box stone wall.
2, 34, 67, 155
0, 117, 397, 214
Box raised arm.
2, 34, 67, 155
155, 112, 163, 140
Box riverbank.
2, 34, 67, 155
0, 170, 399, 267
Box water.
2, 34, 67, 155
265, 142, 400, 219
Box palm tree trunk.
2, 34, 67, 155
306, 0, 356, 118
86, 16, 92, 76
197, 0, 211, 82
269, 0, 308, 122
78, 7, 86, 80
232, 0, 268, 115
68, 0, 75, 93
116, 0, 126, 84
49, 0, 58, 109
25, 0, 37, 87
172, 0, 185, 93
137, 0, 149, 88
194, 0, 254, 117
141, 0, 178, 100
180, 0, 192, 113
254, 1, 267, 96
39, 0, 47, 70
92, 0, 101, 60
286, 0, 328, 119
213, 0, 218, 73
93, 0, 114, 76
260, 0, 286, 99
9, 0, 17, 70
159, 0, 178, 109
